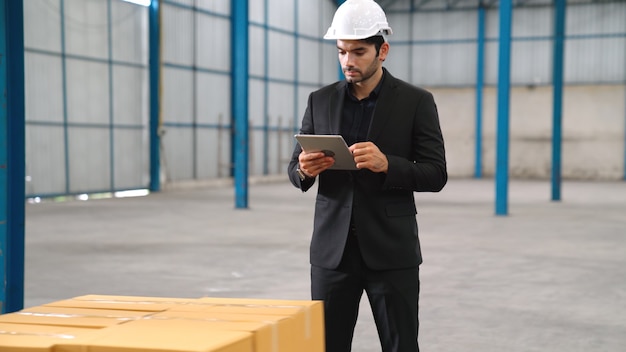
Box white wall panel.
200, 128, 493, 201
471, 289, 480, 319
485, 7, 500, 39
295, 88, 312, 129
168, 0, 193, 7
24, 0, 62, 52
297, 0, 322, 36
64, 0, 108, 58
249, 80, 266, 127
162, 5, 194, 66
68, 128, 111, 193
297, 38, 323, 83
196, 72, 230, 125
385, 45, 410, 81
25, 126, 66, 195
24, 53, 64, 123
321, 41, 340, 84
249, 0, 265, 24
484, 41, 499, 85
113, 129, 148, 189
113, 66, 147, 125
196, 13, 230, 71
411, 11, 476, 40
249, 26, 265, 77
268, 0, 294, 31
566, 37, 625, 83
65, 59, 110, 124
411, 43, 441, 85
196, 129, 230, 179
196, 0, 230, 15
250, 129, 264, 175
266, 127, 292, 175
268, 31, 295, 81
162, 128, 194, 181
387, 14, 411, 42
162, 68, 194, 124
568, 3, 626, 35
509, 8, 552, 86
441, 43, 476, 85
267, 82, 294, 125
512, 7, 551, 37
510, 40, 551, 85
111, 2, 147, 64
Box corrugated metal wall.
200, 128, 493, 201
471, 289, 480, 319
22, 0, 626, 197
386, 1, 626, 87
160, 1, 232, 182
24, 0, 149, 198
160, 0, 337, 182
247, 0, 336, 176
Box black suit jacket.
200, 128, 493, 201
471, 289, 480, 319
288, 69, 447, 270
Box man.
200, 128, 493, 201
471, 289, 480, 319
287, 0, 447, 351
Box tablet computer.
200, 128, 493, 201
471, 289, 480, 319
295, 134, 358, 170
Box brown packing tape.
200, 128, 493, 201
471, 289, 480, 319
0, 306, 153, 328
0, 322, 102, 352
43, 294, 206, 312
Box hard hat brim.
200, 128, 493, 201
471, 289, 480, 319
323, 28, 392, 40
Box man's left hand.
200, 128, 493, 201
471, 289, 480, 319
349, 142, 388, 173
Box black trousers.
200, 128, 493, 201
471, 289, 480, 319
311, 233, 420, 352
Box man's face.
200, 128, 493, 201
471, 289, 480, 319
337, 39, 387, 84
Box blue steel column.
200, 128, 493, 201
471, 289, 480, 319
263, 0, 269, 175
551, 0, 566, 200
495, 0, 512, 216
61, 0, 70, 194
475, 3, 486, 179
149, 0, 161, 191
336, 0, 346, 80
107, 0, 116, 191
1, 0, 26, 313
232, 0, 249, 209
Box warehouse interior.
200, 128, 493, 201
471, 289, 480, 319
1, 0, 625, 351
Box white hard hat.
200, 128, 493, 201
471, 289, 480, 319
324, 0, 393, 40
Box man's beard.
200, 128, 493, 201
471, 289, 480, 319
343, 56, 379, 84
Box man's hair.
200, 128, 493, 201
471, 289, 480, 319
362, 35, 386, 56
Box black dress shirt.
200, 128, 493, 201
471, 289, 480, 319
340, 72, 385, 146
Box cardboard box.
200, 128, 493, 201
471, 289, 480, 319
54, 318, 253, 352
0, 322, 101, 352
0, 306, 151, 328
197, 297, 324, 352
150, 310, 299, 352
147, 313, 276, 352
278, 300, 324, 352
6, 295, 323, 352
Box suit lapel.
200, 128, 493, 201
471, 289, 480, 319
367, 69, 398, 142
329, 81, 346, 134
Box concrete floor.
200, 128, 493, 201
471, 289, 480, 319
23, 178, 626, 352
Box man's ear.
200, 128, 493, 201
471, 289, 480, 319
379, 42, 390, 62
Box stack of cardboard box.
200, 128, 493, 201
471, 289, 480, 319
0, 294, 324, 352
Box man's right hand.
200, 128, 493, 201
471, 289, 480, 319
298, 151, 335, 177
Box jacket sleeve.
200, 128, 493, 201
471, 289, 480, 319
383, 90, 447, 192
287, 93, 316, 192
